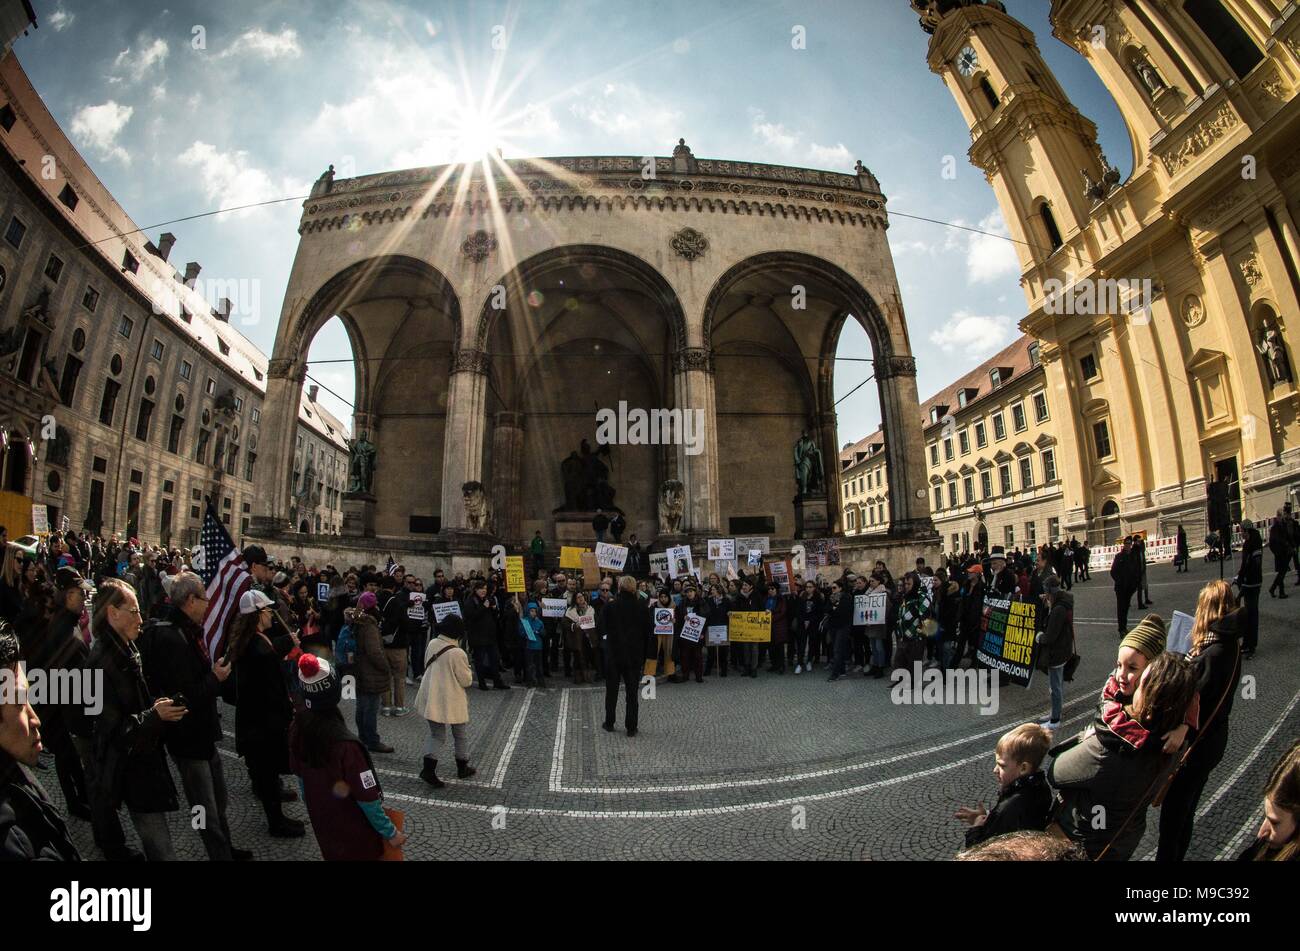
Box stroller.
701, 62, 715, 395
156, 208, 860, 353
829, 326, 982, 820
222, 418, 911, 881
1204, 532, 1224, 562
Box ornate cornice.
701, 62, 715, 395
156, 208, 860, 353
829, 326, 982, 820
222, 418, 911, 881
266, 358, 305, 382
452, 348, 489, 375
672, 347, 715, 374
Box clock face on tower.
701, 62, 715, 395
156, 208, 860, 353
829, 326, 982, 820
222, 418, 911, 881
957, 46, 979, 77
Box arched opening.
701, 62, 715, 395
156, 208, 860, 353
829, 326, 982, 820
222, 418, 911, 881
2, 432, 29, 494
1183, 0, 1264, 80
1039, 201, 1064, 252
478, 246, 683, 544
978, 76, 1000, 112
1097, 498, 1122, 545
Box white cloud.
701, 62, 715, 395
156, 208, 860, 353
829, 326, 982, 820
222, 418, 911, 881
48, 8, 74, 31
748, 109, 853, 171
966, 209, 1021, 284
177, 141, 307, 217
113, 38, 168, 84
70, 101, 134, 164
568, 83, 684, 147
218, 28, 303, 60
928, 310, 1016, 360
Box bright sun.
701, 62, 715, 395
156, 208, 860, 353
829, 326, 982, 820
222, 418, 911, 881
452, 108, 503, 162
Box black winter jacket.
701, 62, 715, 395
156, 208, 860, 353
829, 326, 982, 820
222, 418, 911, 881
138, 606, 224, 761
0, 759, 81, 861
963, 770, 1052, 849
602, 591, 653, 667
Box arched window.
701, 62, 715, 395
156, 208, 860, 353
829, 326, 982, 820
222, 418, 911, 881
979, 77, 1000, 112
1183, 0, 1264, 80
1040, 202, 1064, 252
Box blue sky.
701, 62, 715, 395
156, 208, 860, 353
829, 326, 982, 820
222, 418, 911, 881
19, 0, 1133, 444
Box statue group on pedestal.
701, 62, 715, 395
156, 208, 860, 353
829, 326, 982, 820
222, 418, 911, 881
556, 439, 617, 512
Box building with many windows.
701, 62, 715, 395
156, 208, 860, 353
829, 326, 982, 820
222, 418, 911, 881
0, 49, 347, 546
842, 335, 1063, 555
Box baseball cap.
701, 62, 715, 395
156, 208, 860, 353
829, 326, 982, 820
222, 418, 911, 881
238, 589, 275, 615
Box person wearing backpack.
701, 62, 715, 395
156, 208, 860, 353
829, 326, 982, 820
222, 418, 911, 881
414, 615, 477, 788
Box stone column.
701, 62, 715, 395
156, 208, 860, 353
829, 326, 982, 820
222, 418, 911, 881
877, 355, 934, 537
491, 411, 525, 543
250, 358, 305, 535
440, 349, 489, 532
1039, 344, 1094, 533
672, 347, 720, 534
815, 410, 841, 533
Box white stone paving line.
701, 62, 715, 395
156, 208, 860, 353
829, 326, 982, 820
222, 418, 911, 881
1137, 684, 1300, 860
1214, 806, 1264, 861
385, 710, 1098, 820
548, 686, 1096, 794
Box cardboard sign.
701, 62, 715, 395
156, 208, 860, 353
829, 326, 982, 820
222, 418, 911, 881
765, 559, 794, 595
747, 549, 763, 567
728, 611, 772, 644
681, 614, 706, 643
707, 538, 735, 562
406, 592, 427, 621
653, 607, 675, 637
577, 612, 596, 630
864, 592, 887, 625
1168, 611, 1194, 655
734, 535, 770, 555
560, 546, 587, 570
667, 545, 694, 580
648, 552, 669, 578
316, 582, 330, 603
542, 598, 568, 618
432, 601, 462, 623
580, 551, 601, 581
505, 556, 526, 593
596, 542, 628, 571
31, 504, 49, 535
975, 595, 1038, 687
706, 624, 729, 646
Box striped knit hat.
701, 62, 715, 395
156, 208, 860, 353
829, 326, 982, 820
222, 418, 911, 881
1121, 614, 1167, 662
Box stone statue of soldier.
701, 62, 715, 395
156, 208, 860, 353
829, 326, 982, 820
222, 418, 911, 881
794, 430, 825, 497
347, 432, 377, 494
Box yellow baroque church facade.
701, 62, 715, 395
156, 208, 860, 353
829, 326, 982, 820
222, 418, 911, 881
910, 0, 1300, 544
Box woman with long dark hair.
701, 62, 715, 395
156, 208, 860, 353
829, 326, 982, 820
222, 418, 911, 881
225, 589, 304, 838
290, 653, 406, 860
1240, 739, 1300, 862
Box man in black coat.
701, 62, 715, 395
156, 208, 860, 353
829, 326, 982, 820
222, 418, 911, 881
138, 571, 250, 861
601, 577, 652, 736
1110, 537, 1141, 635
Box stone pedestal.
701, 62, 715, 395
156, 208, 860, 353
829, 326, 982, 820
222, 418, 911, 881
341, 492, 376, 538
553, 512, 600, 546
793, 494, 829, 540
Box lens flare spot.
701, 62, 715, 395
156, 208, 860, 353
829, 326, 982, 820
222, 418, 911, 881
527, 290, 545, 309
332, 780, 350, 799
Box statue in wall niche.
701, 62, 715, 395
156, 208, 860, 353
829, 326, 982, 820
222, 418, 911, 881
659, 480, 684, 535
1133, 55, 1166, 97
347, 432, 377, 494
462, 481, 489, 531
1257, 323, 1293, 385
794, 430, 825, 497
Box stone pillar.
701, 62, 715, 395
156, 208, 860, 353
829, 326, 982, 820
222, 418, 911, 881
877, 355, 934, 537
815, 410, 840, 533
672, 347, 720, 534
440, 349, 489, 531
250, 358, 306, 535
1039, 344, 1094, 533
491, 411, 525, 543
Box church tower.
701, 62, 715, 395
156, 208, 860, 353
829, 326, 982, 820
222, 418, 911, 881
910, 0, 1116, 277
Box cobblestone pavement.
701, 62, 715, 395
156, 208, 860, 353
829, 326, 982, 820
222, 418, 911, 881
47, 559, 1299, 860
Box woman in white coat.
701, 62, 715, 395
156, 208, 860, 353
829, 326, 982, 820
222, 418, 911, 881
415, 615, 477, 789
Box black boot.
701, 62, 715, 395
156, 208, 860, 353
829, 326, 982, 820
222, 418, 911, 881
420, 756, 445, 789
456, 758, 477, 779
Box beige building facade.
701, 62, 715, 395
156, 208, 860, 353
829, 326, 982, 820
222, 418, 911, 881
0, 50, 346, 547
912, 0, 1300, 542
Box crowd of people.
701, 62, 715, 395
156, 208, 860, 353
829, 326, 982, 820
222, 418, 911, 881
0, 522, 1295, 863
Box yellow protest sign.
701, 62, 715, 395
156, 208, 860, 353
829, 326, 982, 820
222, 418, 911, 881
505, 556, 526, 592
727, 611, 772, 643
560, 546, 587, 570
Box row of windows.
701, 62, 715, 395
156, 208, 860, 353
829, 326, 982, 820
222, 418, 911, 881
845, 503, 888, 531
842, 466, 887, 499
932, 448, 1058, 513
929, 391, 1049, 467
948, 518, 1061, 555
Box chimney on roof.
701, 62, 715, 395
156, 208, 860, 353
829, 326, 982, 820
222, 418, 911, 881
157, 233, 176, 262
214, 298, 232, 322
183, 262, 201, 288
308, 384, 319, 403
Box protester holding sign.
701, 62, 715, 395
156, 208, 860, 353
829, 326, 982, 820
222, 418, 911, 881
674, 587, 706, 683
647, 590, 678, 679
563, 592, 596, 684
703, 584, 731, 678
792, 579, 824, 675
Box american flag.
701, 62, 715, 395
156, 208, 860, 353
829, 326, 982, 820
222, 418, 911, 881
384, 554, 398, 576
195, 503, 252, 661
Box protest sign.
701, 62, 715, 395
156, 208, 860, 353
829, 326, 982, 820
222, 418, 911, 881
505, 556, 526, 592
577, 612, 596, 630
648, 552, 669, 578
580, 551, 601, 581
853, 594, 868, 626
919, 574, 936, 594
316, 582, 330, 603
667, 545, 694, 580
541, 598, 568, 618
707, 539, 735, 562
406, 592, 427, 621
1168, 611, 1194, 655
31, 505, 49, 535
765, 559, 793, 594
653, 607, 675, 637
734, 535, 770, 555
560, 547, 586, 569
681, 614, 706, 644
596, 542, 628, 571
975, 595, 1038, 686
728, 611, 772, 644
432, 601, 463, 623
864, 592, 887, 625
706, 625, 729, 646
747, 549, 763, 567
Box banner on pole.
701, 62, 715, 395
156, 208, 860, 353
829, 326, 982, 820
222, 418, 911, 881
975, 595, 1038, 686
505, 556, 526, 592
